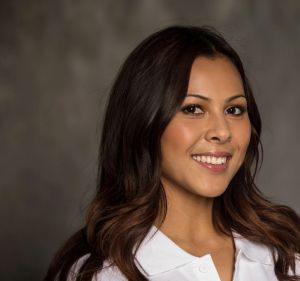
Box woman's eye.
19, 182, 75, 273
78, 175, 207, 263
226, 106, 246, 116
182, 105, 204, 115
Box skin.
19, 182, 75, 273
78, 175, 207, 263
156, 55, 251, 281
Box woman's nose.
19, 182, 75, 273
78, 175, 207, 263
204, 115, 232, 144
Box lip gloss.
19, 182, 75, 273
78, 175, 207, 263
193, 158, 230, 172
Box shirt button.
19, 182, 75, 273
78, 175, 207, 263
198, 264, 208, 273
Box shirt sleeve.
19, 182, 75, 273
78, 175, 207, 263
288, 254, 300, 278
295, 254, 300, 276
67, 255, 127, 281
93, 262, 128, 281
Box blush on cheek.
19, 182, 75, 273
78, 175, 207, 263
161, 119, 194, 151
240, 120, 251, 147
163, 118, 193, 139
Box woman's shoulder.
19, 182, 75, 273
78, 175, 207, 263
68, 254, 127, 281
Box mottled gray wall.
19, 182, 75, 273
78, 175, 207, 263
1, 0, 299, 280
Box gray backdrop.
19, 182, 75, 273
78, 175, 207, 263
1, 1, 299, 280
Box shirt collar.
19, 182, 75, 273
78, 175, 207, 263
135, 225, 197, 275
135, 225, 273, 276
233, 231, 273, 265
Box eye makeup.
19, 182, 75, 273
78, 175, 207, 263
180, 103, 248, 117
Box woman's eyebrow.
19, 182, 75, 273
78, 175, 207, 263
186, 94, 246, 102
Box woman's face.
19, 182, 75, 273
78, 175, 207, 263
160, 55, 251, 198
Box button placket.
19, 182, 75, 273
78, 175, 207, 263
199, 263, 208, 273
192, 255, 222, 281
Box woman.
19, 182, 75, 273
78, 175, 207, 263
45, 26, 300, 281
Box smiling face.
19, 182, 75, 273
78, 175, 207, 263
160, 55, 251, 199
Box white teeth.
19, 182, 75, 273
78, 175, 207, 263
212, 157, 217, 164
192, 155, 228, 165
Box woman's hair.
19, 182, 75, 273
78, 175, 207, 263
44, 26, 300, 281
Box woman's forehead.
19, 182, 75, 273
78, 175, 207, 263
187, 56, 245, 100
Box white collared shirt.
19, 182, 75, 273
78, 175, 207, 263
70, 225, 300, 281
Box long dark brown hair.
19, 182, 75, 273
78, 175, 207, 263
44, 26, 300, 281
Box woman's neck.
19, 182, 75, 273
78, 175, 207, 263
155, 182, 223, 246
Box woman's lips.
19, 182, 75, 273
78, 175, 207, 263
192, 154, 231, 172
195, 160, 229, 172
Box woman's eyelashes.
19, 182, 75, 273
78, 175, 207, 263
181, 104, 204, 115
225, 105, 247, 116
181, 104, 247, 116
